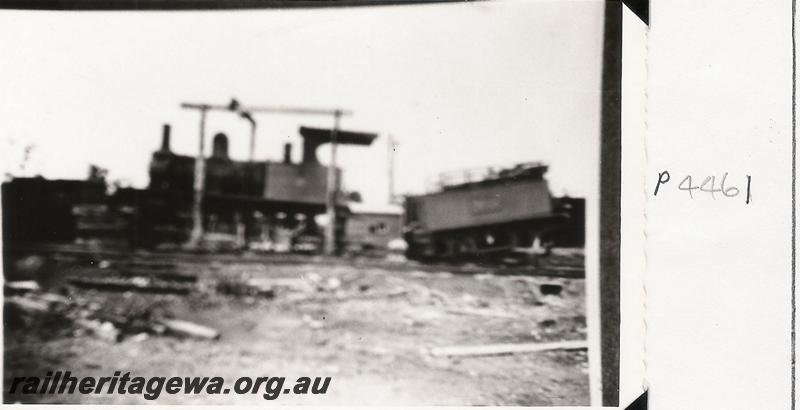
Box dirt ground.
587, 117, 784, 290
4, 250, 588, 405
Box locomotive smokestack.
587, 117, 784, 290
212, 133, 229, 159
283, 143, 292, 164
161, 124, 171, 152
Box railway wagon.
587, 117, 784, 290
403, 162, 573, 262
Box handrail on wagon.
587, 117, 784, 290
425, 161, 547, 192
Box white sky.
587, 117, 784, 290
0, 0, 603, 204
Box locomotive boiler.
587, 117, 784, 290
403, 162, 582, 263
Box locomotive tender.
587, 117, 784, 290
404, 162, 582, 262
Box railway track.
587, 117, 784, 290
4, 243, 585, 279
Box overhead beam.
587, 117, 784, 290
3, 0, 471, 11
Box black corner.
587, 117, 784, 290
622, 0, 649, 25
625, 390, 648, 410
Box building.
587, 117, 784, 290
343, 203, 404, 253
1, 177, 108, 244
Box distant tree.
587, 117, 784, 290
2, 138, 36, 180
88, 165, 108, 183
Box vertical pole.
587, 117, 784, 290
234, 211, 245, 249
249, 121, 256, 163
324, 110, 341, 256
388, 134, 395, 204
189, 106, 208, 247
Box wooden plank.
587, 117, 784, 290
117, 270, 198, 283
161, 319, 220, 340
68, 278, 192, 294
5, 296, 50, 314
444, 307, 518, 319
430, 340, 587, 357
287, 287, 409, 304
4, 281, 41, 295
38, 292, 72, 305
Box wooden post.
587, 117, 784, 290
188, 105, 208, 247
388, 134, 395, 204
324, 110, 341, 256
245, 113, 257, 163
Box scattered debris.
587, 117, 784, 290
540, 284, 563, 296
538, 319, 558, 328
289, 286, 409, 304
421, 288, 449, 305
248, 277, 313, 293
4, 282, 220, 342
332, 286, 409, 301
430, 340, 587, 357
358, 345, 391, 356
326, 277, 342, 291
38, 292, 72, 305
303, 273, 345, 292
403, 317, 426, 327
76, 319, 121, 342
5, 248, 588, 405
150, 323, 167, 335
130, 332, 150, 343
460, 293, 490, 308
246, 281, 277, 297
302, 314, 324, 329
124, 271, 197, 283
11, 255, 47, 279
529, 329, 543, 341
217, 277, 275, 298
385, 253, 406, 263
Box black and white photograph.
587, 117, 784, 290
0, 0, 624, 406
